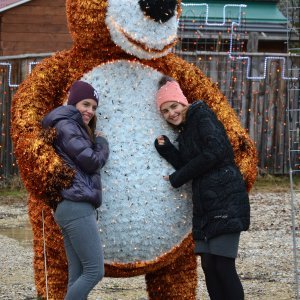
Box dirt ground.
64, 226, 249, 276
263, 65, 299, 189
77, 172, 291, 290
0, 178, 299, 299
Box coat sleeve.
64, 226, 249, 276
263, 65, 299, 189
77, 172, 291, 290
154, 135, 184, 170
169, 110, 229, 188
56, 121, 109, 174
94, 136, 109, 169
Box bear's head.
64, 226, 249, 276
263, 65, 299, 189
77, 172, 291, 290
67, 0, 181, 59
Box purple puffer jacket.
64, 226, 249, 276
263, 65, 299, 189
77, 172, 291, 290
42, 105, 109, 208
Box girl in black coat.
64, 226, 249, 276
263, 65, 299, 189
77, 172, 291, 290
154, 76, 250, 300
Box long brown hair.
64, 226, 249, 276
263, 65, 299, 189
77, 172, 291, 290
85, 115, 97, 142
180, 106, 189, 124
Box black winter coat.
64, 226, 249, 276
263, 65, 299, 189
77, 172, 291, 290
155, 101, 250, 241
42, 105, 109, 209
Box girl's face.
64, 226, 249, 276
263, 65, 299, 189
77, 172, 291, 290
75, 99, 98, 125
160, 101, 186, 126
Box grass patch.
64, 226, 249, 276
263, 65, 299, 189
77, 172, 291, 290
0, 189, 27, 205
0, 175, 27, 203
0, 189, 27, 197
251, 174, 300, 193
0, 175, 24, 190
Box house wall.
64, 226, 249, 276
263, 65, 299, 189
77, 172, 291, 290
0, 0, 72, 56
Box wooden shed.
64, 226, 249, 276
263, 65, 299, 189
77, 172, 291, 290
0, 0, 72, 56
180, 0, 289, 53
0, 0, 293, 56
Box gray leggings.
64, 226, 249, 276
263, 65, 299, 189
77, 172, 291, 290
55, 201, 104, 300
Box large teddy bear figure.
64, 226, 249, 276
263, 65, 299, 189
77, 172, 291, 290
11, 0, 257, 299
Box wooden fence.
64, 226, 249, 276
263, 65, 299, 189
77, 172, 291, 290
0, 52, 299, 181
179, 51, 300, 175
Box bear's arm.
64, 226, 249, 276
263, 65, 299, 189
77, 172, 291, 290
11, 51, 76, 203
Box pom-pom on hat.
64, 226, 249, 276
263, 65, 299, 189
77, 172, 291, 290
156, 81, 188, 110
67, 81, 99, 106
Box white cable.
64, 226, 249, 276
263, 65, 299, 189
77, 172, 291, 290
42, 209, 49, 300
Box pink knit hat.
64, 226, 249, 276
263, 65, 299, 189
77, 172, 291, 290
156, 81, 189, 110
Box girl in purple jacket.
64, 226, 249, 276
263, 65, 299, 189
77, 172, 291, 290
42, 81, 109, 300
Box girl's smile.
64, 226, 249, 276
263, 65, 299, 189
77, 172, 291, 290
75, 99, 98, 125
160, 101, 186, 126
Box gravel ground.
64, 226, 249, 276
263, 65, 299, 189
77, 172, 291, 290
0, 190, 298, 300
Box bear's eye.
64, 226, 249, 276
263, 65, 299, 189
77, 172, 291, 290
138, 0, 177, 23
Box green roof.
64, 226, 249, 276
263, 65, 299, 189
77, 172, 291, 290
181, 1, 287, 23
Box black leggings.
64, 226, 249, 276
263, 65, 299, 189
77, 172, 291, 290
200, 253, 244, 300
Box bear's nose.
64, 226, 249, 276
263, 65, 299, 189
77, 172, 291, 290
139, 0, 177, 23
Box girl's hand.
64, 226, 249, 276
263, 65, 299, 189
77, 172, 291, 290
156, 135, 165, 146
95, 130, 105, 137
163, 175, 169, 181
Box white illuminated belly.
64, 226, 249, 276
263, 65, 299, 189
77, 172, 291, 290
81, 61, 192, 263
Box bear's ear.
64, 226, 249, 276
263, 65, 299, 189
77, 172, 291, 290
139, 0, 177, 23
66, 0, 115, 51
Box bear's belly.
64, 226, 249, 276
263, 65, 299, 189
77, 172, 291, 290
81, 61, 192, 264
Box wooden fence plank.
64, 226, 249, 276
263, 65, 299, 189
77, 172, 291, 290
2, 23, 69, 34
2, 32, 71, 43
2, 15, 67, 25
2, 41, 72, 54
6, 6, 66, 16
